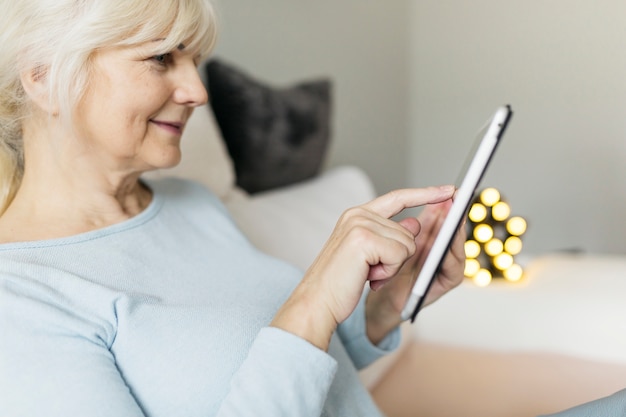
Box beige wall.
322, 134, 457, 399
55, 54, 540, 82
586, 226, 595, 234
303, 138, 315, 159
408, 0, 626, 255
210, 0, 411, 194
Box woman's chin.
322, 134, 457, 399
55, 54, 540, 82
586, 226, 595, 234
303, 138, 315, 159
146, 148, 183, 170
160, 157, 182, 170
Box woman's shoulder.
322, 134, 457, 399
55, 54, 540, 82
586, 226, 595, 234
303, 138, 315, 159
146, 176, 217, 198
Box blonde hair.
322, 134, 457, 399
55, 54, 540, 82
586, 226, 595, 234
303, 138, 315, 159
0, 0, 218, 214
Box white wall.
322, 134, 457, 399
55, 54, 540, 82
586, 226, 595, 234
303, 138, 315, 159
210, 0, 411, 194
208, 1, 626, 255
408, 1, 626, 255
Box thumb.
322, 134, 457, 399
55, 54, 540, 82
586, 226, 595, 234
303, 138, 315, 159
397, 216, 421, 237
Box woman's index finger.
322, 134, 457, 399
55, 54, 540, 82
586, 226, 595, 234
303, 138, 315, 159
362, 185, 455, 219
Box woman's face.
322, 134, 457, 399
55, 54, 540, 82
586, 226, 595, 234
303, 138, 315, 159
74, 40, 208, 174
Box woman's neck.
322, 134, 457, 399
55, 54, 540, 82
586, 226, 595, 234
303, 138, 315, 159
0, 163, 153, 243
0, 114, 158, 243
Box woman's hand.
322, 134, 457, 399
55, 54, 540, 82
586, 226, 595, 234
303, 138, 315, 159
270, 185, 457, 351
365, 198, 467, 344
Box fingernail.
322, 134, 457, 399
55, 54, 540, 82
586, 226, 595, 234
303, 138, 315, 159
441, 184, 455, 193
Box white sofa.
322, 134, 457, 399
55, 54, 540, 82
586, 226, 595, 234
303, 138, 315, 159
148, 105, 626, 417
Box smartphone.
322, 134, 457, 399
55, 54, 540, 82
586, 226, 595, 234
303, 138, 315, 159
400, 105, 513, 322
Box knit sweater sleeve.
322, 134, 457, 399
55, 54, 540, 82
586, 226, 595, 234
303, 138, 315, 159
337, 288, 402, 370
538, 389, 626, 417
216, 327, 337, 416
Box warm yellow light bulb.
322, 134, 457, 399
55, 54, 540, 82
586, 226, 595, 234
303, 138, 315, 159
504, 264, 524, 282
506, 216, 527, 236
464, 240, 481, 258
480, 188, 500, 207
494, 253, 514, 270
492, 201, 511, 221
504, 236, 523, 255
468, 203, 487, 223
484, 238, 504, 256
473, 224, 494, 243
464, 259, 481, 277
473, 268, 492, 287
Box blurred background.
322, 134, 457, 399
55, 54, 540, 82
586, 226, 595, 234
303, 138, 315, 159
211, 0, 626, 257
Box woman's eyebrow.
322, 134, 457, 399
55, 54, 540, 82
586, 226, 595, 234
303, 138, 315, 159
150, 39, 186, 50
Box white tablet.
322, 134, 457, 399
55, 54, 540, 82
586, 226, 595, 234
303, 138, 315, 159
401, 105, 513, 322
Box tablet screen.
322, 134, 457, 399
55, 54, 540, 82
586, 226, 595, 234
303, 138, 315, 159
455, 119, 492, 187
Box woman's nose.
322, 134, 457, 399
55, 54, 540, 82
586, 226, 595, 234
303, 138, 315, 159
172, 60, 209, 107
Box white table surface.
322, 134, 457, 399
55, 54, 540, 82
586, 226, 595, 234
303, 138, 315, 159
411, 253, 626, 365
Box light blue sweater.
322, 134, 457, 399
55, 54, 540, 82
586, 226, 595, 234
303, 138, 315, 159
0, 178, 399, 417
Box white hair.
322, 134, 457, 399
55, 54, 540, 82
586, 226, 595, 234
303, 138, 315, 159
0, 0, 218, 214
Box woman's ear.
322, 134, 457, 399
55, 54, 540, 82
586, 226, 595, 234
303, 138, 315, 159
20, 66, 59, 115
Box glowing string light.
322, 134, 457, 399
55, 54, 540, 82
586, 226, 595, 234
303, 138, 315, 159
504, 236, 523, 255
473, 224, 494, 243
464, 240, 481, 258
473, 269, 492, 287
480, 188, 500, 207
492, 201, 511, 221
507, 216, 527, 236
464, 259, 481, 277
468, 203, 488, 223
504, 264, 524, 282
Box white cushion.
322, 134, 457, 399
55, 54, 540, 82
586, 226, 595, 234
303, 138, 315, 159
225, 166, 377, 271
144, 106, 237, 200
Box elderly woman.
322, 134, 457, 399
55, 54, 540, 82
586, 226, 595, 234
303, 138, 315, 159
0, 1, 467, 416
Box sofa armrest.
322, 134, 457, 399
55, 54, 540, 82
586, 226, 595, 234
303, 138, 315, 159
225, 165, 377, 271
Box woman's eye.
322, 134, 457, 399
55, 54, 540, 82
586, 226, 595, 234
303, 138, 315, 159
151, 53, 173, 66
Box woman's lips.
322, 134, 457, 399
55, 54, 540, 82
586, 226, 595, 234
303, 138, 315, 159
150, 120, 184, 135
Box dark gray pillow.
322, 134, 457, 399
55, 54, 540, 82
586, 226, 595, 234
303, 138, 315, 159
205, 59, 332, 194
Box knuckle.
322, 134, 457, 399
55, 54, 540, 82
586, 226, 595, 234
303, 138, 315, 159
345, 224, 374, 244
340, 206, 369, 221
